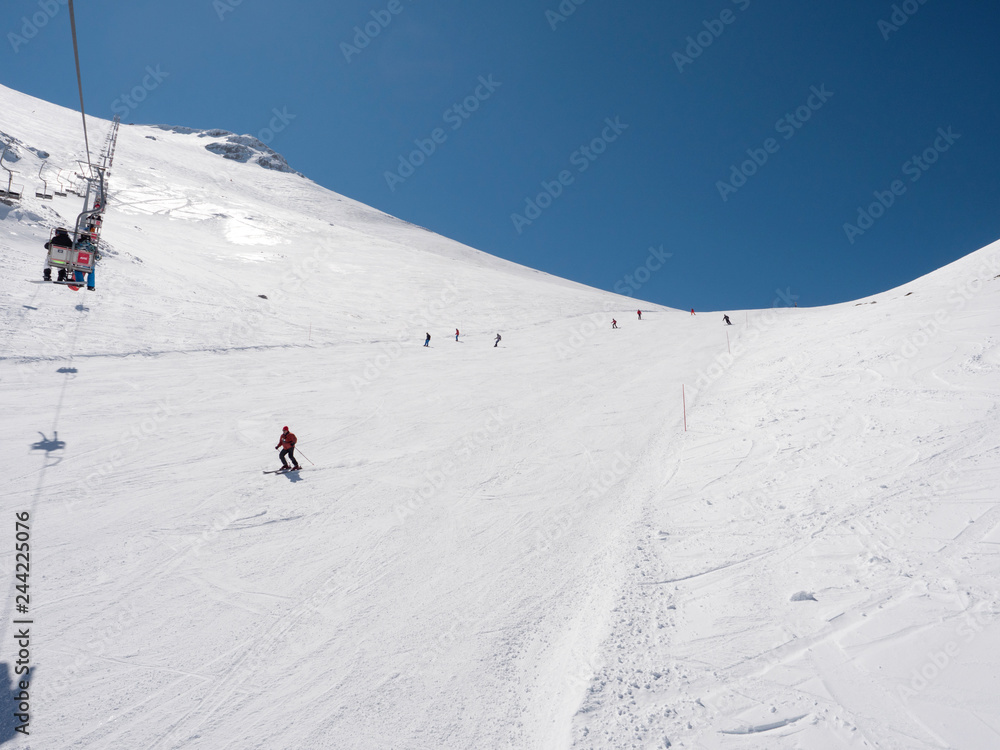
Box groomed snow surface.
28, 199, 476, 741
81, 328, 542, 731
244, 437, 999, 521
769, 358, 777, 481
2, 83, 999, 749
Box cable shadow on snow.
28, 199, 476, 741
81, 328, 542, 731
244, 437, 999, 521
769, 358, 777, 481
0, 663, 34, 745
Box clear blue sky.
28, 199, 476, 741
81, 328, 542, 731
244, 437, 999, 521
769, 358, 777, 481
4, 0, 998, 309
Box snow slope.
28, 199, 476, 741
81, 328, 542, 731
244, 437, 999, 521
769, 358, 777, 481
2, 82, 999, 749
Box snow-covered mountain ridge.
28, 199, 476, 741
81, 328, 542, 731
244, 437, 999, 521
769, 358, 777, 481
2, 82, 1000, 749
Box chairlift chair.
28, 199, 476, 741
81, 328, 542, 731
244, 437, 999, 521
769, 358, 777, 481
54, 170, 69, 197
0, 178, 23, 200
47, 228, 97, 287
0, 145, 23, 199
35, 162, 54, 200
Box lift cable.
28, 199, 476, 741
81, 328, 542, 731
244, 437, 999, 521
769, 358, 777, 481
67, 0, 92, 170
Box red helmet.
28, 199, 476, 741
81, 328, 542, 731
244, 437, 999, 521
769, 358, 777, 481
282, 426, 289, 432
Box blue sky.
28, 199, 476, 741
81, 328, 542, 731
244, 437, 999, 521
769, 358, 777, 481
3, 0, 998, 310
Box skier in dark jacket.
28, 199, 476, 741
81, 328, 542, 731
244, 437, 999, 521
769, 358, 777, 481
494, 333, 501, 347
723, 314, 732, 325
45, 228, 74, 249
43, 228, 74, 281
275, 426, 300, 470
424, 332, 431, 347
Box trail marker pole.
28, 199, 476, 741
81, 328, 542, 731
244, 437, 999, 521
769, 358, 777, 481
727, 331, 731, 354
682, 385, 687, 432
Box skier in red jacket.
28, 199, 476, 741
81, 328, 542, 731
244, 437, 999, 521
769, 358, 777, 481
275, 426, 300, 471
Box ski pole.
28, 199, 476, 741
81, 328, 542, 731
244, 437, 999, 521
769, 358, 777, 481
296, 448, 315, 466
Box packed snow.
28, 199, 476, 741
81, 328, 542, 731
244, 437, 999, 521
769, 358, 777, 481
2, 82, 999, 749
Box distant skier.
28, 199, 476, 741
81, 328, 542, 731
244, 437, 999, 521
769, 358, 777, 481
275, 426, 300, 471
637, 310, 642, 320
723, 314, 732, 325
455, 328, 460, 341
494, 333, 501, 347
690, 308, 695, 316
424, 332, 431, 347
612, 319, 618, 329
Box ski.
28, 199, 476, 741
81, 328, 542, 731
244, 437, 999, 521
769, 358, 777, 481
263, 468, 301, 474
